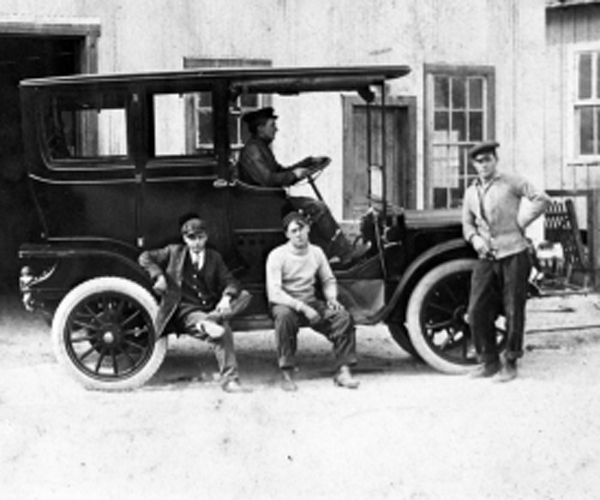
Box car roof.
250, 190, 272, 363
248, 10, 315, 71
20, 65, 411, 94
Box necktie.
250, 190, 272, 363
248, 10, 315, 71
192, 252, 203, 270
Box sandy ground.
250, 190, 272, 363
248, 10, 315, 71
1, 293, 600, 500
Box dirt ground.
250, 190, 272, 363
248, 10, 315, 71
1, 293, 600, 500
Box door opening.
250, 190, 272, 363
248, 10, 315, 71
0, 35, 82, 293
342, 95, 416, 219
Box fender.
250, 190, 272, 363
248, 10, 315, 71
374, 238, 475, 324
19, 238, 151, 315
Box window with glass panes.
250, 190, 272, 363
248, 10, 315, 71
426, 67, 494, 208
575, 50, 600, 157
194, 91, 268, 152
184, 58, 271, 156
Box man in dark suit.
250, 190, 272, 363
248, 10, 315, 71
138, 213, 251, 393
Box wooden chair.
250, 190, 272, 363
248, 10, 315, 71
542, 198, 589, 288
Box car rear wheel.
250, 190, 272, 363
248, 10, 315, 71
406, 259, 506, 374
51, 277, 167, 390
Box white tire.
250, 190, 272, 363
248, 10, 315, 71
51, 277, 167, 390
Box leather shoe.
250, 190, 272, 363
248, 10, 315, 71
281, 370, 298, 392
207, 290, 253, 322
196, 320, 225, 339
469, 362, 501, 378
493, 361, 518, 383
333, 365, 360, 389
221, 379, 252, 393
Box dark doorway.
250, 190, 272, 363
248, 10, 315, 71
0, 36, 81, 294
342, 96, 417, 219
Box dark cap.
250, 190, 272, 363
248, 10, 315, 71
242, 107, 278, 127
282, 210, 310, 231
468, 141, 500, 160
180, 215, 207, 236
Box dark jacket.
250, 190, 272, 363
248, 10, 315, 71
237, 136, 313, 187
139, 244, 240, 334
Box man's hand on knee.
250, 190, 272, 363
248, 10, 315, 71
299, 303, 320, 325
326, 298, 343, 311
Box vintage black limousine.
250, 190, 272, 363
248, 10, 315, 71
18, 65, 498, 390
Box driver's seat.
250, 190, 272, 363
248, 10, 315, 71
229, 179, 288, 278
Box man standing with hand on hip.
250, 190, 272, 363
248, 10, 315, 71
462, 141, 550, 382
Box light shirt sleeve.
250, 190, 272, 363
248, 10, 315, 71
266, 246, 305, 311
515, 177, 551, 229
461, 185, 479, 243
314, 246, 338, 301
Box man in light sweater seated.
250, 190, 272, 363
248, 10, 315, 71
265, 210, 360, 392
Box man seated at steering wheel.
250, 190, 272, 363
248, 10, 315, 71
237, 106, 369, 267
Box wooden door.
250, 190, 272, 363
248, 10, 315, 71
342, 96, 416, 219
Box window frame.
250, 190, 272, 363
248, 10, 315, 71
183, 58, 272, 157
424, 64, 495, 209
149, 86, 217, 161
38, 87, 134, 171
571, 44, 600, 162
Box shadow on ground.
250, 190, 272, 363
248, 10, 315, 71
4, 290, 600, 392
0, 291, 431, 391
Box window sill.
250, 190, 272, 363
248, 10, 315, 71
567, 159, 600, 168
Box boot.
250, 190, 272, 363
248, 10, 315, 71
469, 360, 501, 378
194, 320, 225, 339
493, 360, 518, 383
281, 369, 298, 392
333, 365, 360, 389
329, 231, 371, 268
222, 378, 252, 393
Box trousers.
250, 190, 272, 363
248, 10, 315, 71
178, 310, 238, 381
271, 300, 357, 370
468, 249, 531, 364
175, 291, 252, 382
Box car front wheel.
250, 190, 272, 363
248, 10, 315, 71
51, 277, 167, 390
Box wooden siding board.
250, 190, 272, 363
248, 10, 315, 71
0, 0, 548, 215
546, 4, 600, 192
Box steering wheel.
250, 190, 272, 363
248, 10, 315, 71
297, 156, 331, 200
308, 156, 331, 177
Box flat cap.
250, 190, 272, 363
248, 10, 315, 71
468, 141, 499, 160
180, 216, 207, 236
242, 106, 278, 126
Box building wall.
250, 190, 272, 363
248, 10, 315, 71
0, 0, 278, 71
0, 0, 547, 217
545, 3, 600, 232
546, 4, 600, 190
269, 0, 547, 214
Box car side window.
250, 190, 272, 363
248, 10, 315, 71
153, 91, 215, 159
150, 89, 219, 161
150, 88, 269, 162
42, 91, 129, 163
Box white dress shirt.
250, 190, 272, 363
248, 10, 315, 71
190, 250, 205, 271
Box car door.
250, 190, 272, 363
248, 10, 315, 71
30, 85, 139, 245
